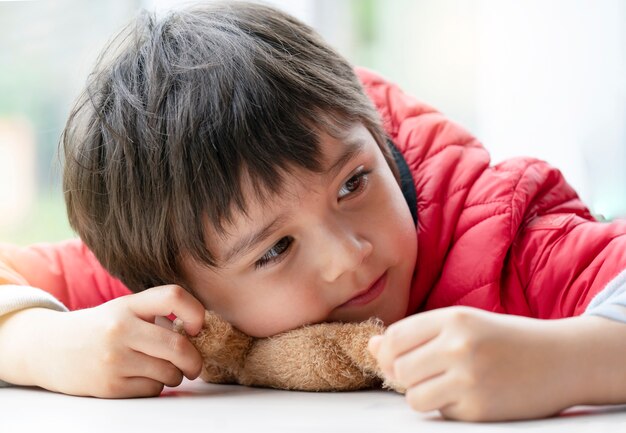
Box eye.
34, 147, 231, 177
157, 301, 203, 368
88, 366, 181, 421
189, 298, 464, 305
338, 168, 372, 200
255, 236, 293, 269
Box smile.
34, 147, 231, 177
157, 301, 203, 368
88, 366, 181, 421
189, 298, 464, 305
340, 271, 388, 308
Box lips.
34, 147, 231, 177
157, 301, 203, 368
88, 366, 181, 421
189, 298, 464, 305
339, 271, 388, 308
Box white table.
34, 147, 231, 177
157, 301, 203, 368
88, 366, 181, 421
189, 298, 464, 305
2, 379, 626, 432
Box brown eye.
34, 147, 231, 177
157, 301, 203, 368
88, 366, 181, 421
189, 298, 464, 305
338, 169, 372, 199
345, 177, 361, 192
255, 236, 293, 269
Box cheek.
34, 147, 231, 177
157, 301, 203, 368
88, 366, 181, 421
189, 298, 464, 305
234, 299, 314, 337
391, 199, 417, 247
376, 180, 418, 258
221, 280, 325, 337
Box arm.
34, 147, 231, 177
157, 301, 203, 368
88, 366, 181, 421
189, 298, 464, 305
0, 239, 132, 387
0, 285, 205, 397
369, 214, 626, 422
0, 241, 204, 397
0, 285, 68, 387
562, 314, 626, 406
369, 306, 626, 422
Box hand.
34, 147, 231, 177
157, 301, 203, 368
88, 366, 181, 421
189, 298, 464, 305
368, 307, 577, 422
0, 285, 205, 398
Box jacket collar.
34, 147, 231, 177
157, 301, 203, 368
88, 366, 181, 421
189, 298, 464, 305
388, 138, 417, 226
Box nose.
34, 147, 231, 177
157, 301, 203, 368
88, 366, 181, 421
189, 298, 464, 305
316, 224, 373, 283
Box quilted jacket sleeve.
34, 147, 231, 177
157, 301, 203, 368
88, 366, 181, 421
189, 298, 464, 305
515, 215, 626, 319
504, 160, 626, 319
0, 239, 131, 313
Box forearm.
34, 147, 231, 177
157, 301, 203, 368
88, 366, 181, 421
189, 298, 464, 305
556, 315, 626, 406
0, 285, 69, 386
0, 307, 60, 386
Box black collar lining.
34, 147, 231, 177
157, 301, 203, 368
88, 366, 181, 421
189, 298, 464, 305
388, 139, 418, 226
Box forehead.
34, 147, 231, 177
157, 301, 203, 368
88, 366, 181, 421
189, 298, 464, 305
210, 122, 372, 243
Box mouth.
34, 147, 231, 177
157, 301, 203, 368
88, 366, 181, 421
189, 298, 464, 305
339, 270, 388, 308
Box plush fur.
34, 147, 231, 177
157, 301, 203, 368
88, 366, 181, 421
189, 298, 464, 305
174, 311, 404, 393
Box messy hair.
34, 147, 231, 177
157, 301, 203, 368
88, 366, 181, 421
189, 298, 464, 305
62, 1, 397, 292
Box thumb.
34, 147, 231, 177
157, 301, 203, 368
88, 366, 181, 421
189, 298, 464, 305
368, 335, 383, 357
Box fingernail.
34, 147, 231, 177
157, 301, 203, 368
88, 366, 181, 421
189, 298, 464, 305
382, 366, 395, 381
368, 335, 383, 355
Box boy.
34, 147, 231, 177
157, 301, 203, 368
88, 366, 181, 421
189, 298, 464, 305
1, 1, 626, 422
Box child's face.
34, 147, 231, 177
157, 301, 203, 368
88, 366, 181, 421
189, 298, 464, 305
182, 123, 417, 337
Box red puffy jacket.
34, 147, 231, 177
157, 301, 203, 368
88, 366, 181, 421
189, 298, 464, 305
2, 69, 625, 318
358, 68, 626, 319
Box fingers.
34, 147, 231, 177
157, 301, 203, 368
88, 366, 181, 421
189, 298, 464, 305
98, 377, 166, 399
125, 351, 184, 388
94, 353, 178, 398
405, 372, 456, 413
129, 285, 206, 336
390, 336, 448, 388
372, 310, 445, 379
129, 318, 203, 380
120, 378, 166, 398
367, 335, 383, 356
372, 332, 455, 414
105, 285, 205, 386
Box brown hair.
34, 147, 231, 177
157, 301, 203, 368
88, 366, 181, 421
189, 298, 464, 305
62, 1, 397, 293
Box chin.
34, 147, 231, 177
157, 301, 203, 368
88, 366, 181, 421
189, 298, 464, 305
377, 308, 406, 326
378, 282, 411, 325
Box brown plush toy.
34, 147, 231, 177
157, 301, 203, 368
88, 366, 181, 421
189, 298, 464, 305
174, 311, 404, 393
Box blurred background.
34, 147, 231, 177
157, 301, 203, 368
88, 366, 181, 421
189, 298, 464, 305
1, 0, 625, 245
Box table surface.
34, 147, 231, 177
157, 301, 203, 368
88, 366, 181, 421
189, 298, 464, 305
3, 379, 626, 433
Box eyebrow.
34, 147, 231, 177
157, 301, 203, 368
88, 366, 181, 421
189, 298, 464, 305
323, 136, 365, 182
221, 138, 366, 265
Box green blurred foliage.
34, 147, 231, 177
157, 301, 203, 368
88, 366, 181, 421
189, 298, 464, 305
0, 1, 138, 246
0, 191, 75, 246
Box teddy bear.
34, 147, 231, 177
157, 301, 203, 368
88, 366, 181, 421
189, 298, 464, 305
174, 311, 404, 393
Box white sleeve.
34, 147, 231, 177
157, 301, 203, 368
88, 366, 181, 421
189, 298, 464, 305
583, 269, 626, 323
0, 285, 69, 387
